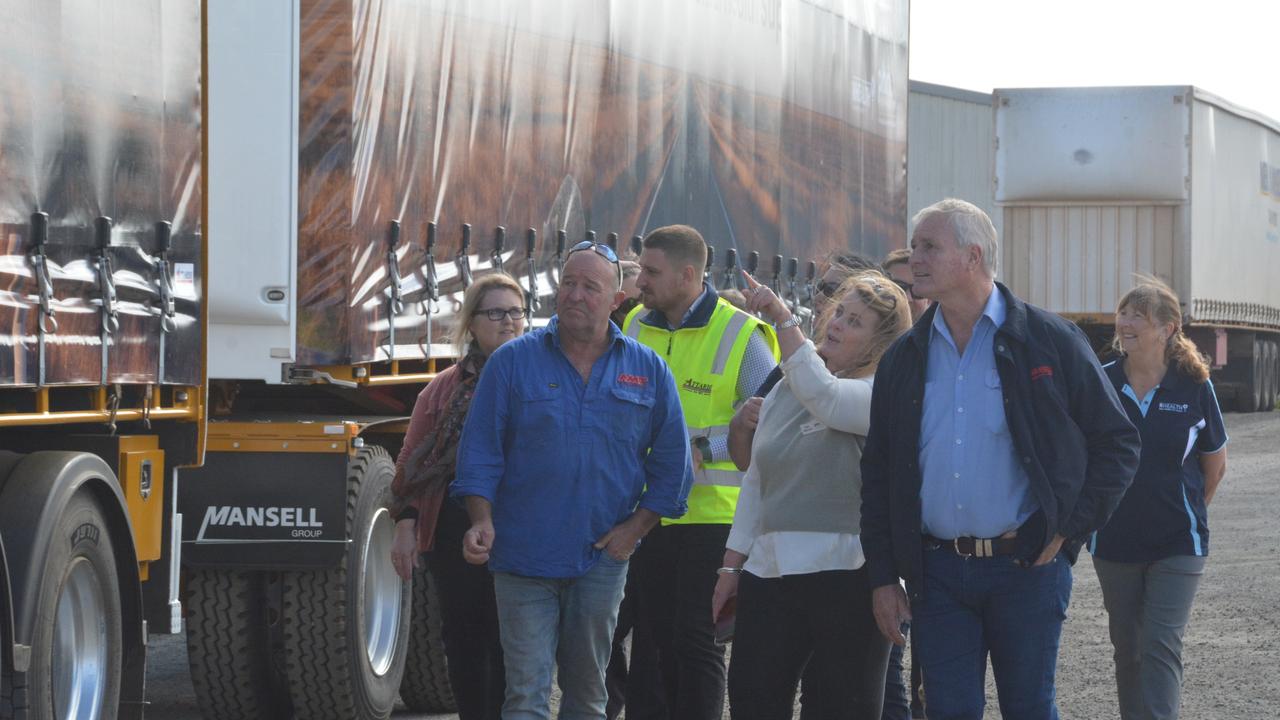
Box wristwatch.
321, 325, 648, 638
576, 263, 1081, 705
775, 315, 801, 330
692, 436, 713, 465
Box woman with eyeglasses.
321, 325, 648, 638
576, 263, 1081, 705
389, 273, 528, 720
713, 271, 912, 720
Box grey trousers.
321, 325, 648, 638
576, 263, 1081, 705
1091, 554, 1206, 720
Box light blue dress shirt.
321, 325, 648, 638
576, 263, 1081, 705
918, 288, 1039, 539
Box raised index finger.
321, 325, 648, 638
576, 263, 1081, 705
740, 269, 761, 289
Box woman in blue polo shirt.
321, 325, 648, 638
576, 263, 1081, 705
1090, 278, 1228, 720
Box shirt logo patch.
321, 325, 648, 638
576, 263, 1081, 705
681, 379, 713, 396
1030, 365, 1054, 381
1158, 402, 1189, 413
618, 373, 648, 387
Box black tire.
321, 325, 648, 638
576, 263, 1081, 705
1255, 338, 1267, 412
398, 566, 457, 713
185, 570, 290, 720
16, 492, 123, 720
281, 446, 410, 720
1264, 339, 1277, 412
1236, 338, 1263, 413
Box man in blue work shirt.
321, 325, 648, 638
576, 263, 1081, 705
861, 199, 1141, 720
452, 241, 693, 720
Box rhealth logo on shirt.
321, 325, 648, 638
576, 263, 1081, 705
1030, 365, 1054, 381
1158, 401, 1190, 413
682, 378, 713, 396
618, 373, 648, 387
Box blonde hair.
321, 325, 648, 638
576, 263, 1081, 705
1111, 275, 1209, 383
454, 273, 526, 352
819, 271, 913, 376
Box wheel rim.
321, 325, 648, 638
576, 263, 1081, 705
53, 558, 108, 720
361, 507, 402, 677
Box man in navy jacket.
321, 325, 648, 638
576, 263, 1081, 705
860, 199, 1140, 720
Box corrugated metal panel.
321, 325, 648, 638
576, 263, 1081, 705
907, 87, 1001, 243
1001, 205, 1181, 314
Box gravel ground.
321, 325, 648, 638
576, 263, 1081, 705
145, 411, 1280, 719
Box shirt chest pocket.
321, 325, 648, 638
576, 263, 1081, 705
517, 385, 563, 442
606, 385, 656, 446
983, 368, 1011, 436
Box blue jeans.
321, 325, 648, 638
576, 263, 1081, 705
493, 556, 630, 720
912, 547, 1072, 720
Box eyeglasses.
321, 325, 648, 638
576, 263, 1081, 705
817, 281, 842, 299
567, 241, 623, 284
473, 306, 529, 321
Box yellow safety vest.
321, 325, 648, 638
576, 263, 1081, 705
624, 298, 780, 525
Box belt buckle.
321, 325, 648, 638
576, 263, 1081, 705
953, 538, 972, 558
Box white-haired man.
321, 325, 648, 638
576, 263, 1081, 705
860, 198, 1141, 719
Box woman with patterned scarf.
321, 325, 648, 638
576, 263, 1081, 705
389, 273, 528, 720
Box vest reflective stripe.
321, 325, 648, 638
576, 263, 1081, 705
623, 299, 780, 525
711, 312, 750, 375
695, 466, 744, 488
686, 424, 732, 440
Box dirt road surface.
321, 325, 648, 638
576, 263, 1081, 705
145, 412, 1280, 719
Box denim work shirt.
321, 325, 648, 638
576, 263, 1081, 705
919, 288, 1038, 539
452, 317, 693, 578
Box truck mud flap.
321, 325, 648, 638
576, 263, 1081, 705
179, 451, 350, 569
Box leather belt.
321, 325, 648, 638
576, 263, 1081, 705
924, 534, 1018, 558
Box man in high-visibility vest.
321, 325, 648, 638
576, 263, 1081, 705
623, 225, 780, 720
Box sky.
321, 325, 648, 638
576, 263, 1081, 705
909, 0, 1280, 122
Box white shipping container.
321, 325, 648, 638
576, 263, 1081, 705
995, 86, 1280, 329
907, 81, 1001, 244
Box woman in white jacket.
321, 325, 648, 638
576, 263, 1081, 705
712, 271, 911, 720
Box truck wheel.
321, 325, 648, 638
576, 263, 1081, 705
19, 491, 122, 720
1264, 339, 1277, 411
1255, 338, 1267, 412
185, 570, 290, 719
1236, 338, 1263, 413
281, 446, 409, 720
398, 566, 457, 713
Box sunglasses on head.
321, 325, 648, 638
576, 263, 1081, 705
891, 278, 915, 299
817, 281, 842, 299
567, 241, 623, 284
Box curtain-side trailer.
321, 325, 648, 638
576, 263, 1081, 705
1, 1, 910, 718
185, 2, 909, 720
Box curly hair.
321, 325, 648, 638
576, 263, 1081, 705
818, 271, 913, 377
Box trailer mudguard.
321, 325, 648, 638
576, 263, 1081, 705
0, 451, 146, 720
179, 450, 350, 569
